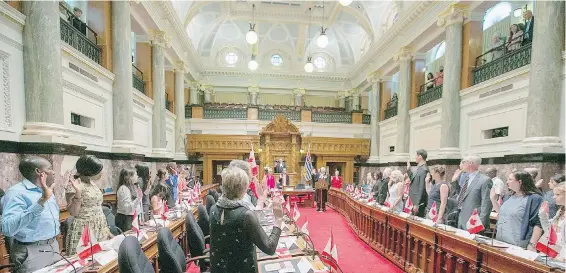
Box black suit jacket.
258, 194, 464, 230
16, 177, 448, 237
523, 17, 534, 44
311, 173, 319, 188
279, 174, 290, 186
373, 178, 389, 205
408, 164, 429, 216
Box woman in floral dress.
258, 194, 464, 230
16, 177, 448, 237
65, 155, 112, 255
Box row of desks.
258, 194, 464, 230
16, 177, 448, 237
327, 189, 564, 273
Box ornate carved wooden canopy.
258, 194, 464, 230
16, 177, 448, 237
260, 114, 300, 136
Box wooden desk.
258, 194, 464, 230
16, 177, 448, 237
282, 189, 315, 207
327, 189, 563, 273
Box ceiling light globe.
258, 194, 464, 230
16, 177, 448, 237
248, 59, 258, 71
339, 0, 353, 6
246, 30, 258, 44
304, 62, 314, 73
317, 33, 329, 48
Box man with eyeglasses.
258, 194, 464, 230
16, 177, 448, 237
1, 156, 61, 273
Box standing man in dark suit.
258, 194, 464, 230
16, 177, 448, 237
456, 155, 493, 231
522, 10, 534, 45
407, 149, 429, 217
374, 168, 391, 205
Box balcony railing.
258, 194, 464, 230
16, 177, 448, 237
59, 4, 100, 64
362, 114, 371, 125
132, 64, 145, 94
384, 104, 397, 120
185, 104, 192, 118
204, 108, 248, 120
312, 112, 352, 124
417, 85, 443, 107
165, 100, 171, 111
472, 43, 532, 85
258, 109, 300, 121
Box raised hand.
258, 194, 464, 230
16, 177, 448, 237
425, 173, 431, 184
39, 172, 56, 204
452, 169, 461, 182
406, 160, 411, 170
540, 201, 549, 215
489, 186, 497, 202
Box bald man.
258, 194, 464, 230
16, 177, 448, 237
2, 156, 61, 272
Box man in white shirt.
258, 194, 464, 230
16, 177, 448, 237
486, 167, 505, 196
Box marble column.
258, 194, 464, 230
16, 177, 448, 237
519, 1, 565, 153
189, 81, 200, 105
174, 61, 188, 160
437, 5, 465, 159
394, 48, 412, 161
21, 1, 69, 142
150, 30, 170, 157
338, 94, 346, 108
367, 73, 381, 163
351, 89, 360, 111
111, 1, 135, 152
203, 86, 213, 104
248, 86, 259, 105
293, 88, 305, 106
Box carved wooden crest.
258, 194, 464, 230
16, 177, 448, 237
262, 114, 300, 134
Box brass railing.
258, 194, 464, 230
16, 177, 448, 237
472, 43, 532, 85
417, 85, 442, 107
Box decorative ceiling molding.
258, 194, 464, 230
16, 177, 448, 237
201, 70, 349, 82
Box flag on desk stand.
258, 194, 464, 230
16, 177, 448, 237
76, 224, 102, 260
403, 196, 414, 214
428, 201, 438, 223
161, 204, 169, 221
536, 224, 559, 258
293, 202, 301, 222
285, 197, 291, 214
132, 211, 140, 237
321, 229, 338, 271
304, 144, 313, 181
466, 208, 484, 234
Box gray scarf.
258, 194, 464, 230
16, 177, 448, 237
216, 195, 254, 210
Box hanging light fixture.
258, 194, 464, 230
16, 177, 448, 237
339, 0, 353, 6
304, 7, 313, 73
246, 4, 258, 45
248, 55, 258, 71
317, 1, 328, 48
304, 57, 314, 73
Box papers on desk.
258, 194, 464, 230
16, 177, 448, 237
421, 219, 435, 227
398, 212, 411, 218
146, 218, 168, 227
94, 249, 118, 266
454, 229, 475, 240
32, 258, 86, 273
297, 257, 313, 273
505, 245, 540, 261
264, 261, 294, 272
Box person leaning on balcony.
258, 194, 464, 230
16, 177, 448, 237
489, 32, 505, 62
434, 67, 443, 86
507, 24, 524, 52
70, 7, 87, 35
522, 10, 534, 45
425, 72, 435, 90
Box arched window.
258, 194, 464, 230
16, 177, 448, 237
434, 42, 446, 60
483, 2, 512, 30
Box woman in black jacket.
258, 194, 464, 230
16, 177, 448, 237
209, 167, 283, 273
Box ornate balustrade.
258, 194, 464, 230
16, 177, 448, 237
472, 43, 532, 85
203, 107, 248, 120
132, 64, 145, 94
311, 111, 352, 124
326, 189, 559, 273
362, 114, 371, 125
384, 104, 398, 120
417, 85, 442, 107
185, 104, 192, 118
59, 2, 101, 65
258, 109, 300, 121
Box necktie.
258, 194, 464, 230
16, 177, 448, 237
458, 175, 470, 208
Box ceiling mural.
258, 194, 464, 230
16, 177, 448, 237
173, 1, 397, 75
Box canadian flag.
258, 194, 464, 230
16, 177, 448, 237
76, 224, 102, 260
293, 202, 301, 222
536, 224, 559, 258
285, 197, 291, 213
161, 204, 169, 220
191, 188, 199, 201
321, 230, 338, 271
428, 201, 438, 223
403, 183, 410, 199
248, 145, 259, 178
301, 220, 309, 235
498, 195, 503, 206
367, 197, 375, 203
132, 211, 140, 234
403, 196, 414, 213
383, 201, 391, 208
466, 208, 485, 234
195, 182, 201, 196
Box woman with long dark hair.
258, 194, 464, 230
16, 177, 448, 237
135, 164, 151, 219
116, 168, 141, 232
65, 155, 112, 255
491, 170, 543, 250
150, 168, 174, 208
507, 24, 524, 51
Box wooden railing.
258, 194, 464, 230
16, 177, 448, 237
472, 43, 532, 85
327, 189, 561, 273
59, 3, 100, 64
417, 84, 443, 107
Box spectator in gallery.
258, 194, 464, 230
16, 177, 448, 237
456, 155, 493, 231
407, 149, 429, 217
491, 170, 542, 250
425, 72, 435, 90
543, 174, 565, 219
331, 170, 343, 189
435, 66, 444, 86
522, 10, 534, 45
386, 170, 405, 212
488, 32, 505, 62
70, 7, 86, 35
539, 182, 565, 261
507, 24, 524, 52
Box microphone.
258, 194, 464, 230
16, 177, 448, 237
441, 210, 460, 232
39, 250, 77, 273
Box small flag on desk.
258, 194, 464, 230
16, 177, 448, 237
293, 202, 301, 222
321, 230, 338, 271
403, 196, 413, 214
466, 208, 484, 234
132, 211, 140, 233
536, 224, 559, 258
76, 224, 102, 260
428, 201, 438, 223
162, 205, 169, 220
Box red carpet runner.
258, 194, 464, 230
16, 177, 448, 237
296, 206, 404, 273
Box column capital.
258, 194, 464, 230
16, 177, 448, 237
348, 88, 360, 97
149, 29, 171, 48
437, 4, 467, 28
367, 71, 382, 83
293, 88, 306, 96
412, 52, 427, 61
174, 60, 188, 73
248, 86, 260, 94
202, 85, 214, 94
393, 47, 413, 61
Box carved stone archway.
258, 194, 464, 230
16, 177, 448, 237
259, 115, 302, 186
